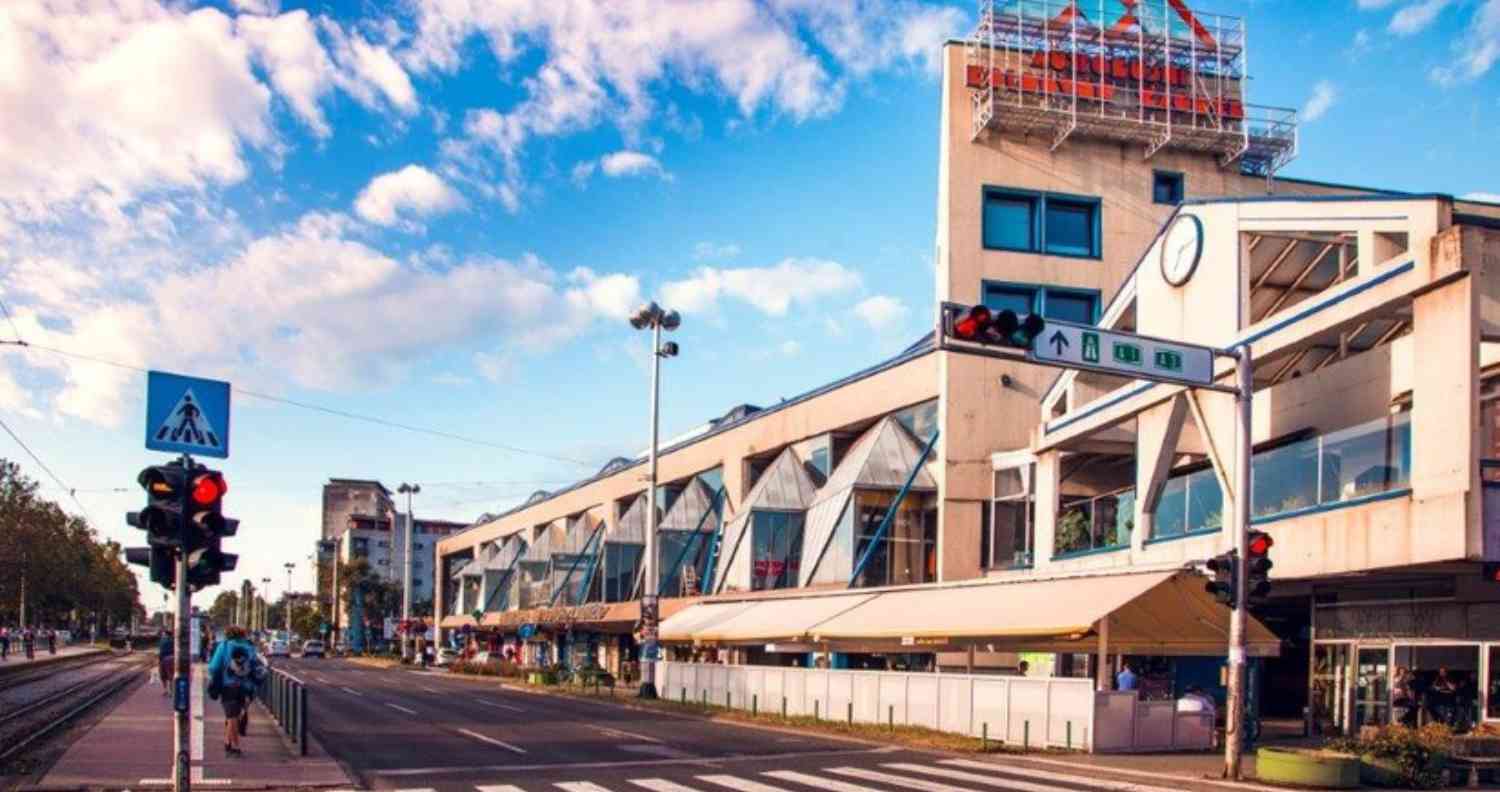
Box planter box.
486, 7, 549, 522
1256, 747, 1359, 789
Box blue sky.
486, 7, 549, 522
0, 0, 1495, 611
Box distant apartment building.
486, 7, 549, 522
321, 479, 394, 541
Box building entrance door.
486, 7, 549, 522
1313, 643, 1352, 734
1354, 646, 1391, 729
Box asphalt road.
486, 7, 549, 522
276, 658, 1206, 792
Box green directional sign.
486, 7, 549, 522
1081, 332, 1100, 363
1154, 350, 1184, 372
1113, 342, 1143, 366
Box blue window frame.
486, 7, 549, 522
982, 187, 1101, 259
982, 281, 1101, 325
1153, 170, 1185, 205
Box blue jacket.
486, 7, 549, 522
158, 634, 174, 658
207, 638, 262, 696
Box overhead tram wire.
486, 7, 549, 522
0, 413, 95, 526
0, 340, 597, 469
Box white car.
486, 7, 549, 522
435, 648, 458, 667
267, 639, 290, 658
300, 640, 325, 658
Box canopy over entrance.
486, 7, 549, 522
658, 570, 1279, 657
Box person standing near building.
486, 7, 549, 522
1116, 662, 1138, 692
21, 627, 34, 660
0, 627, 9, 661
45, 628, 56, 655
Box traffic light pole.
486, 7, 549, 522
173, 453, 193, 792
1224, 346, 1253, 780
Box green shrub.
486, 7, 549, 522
1327, 724, 1452, 789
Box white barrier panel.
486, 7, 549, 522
655, 661, 1098, 751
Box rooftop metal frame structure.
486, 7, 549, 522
967, 0, 1297, 180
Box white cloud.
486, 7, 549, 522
232, 0, 280, 13
328, 26, 418, 114
853, 295, 909, 330
353, 165, 464, 227
0, 212, 632, 425
418, 0, 961, 210
599, 151, 669, 179
1302, 80, 1338, 122
780, 340, 802, 357
1430, 0, 1500, 85
1390, 0, 1452, 35
1462, 192, 1500, 204
1357, 0, 1401, 7
570, 160, 597, 185
661, 258, 861, 316
238, 11, 337, 137
693, 242, 741, 262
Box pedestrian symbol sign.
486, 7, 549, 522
145, 371, 231, 458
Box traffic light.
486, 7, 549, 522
184, 467, 238, 589
942, 303, 1046, 351
186, 544, 237, 590
127, 464, 188, 546
1246, 530, 1274, 600
1484, 563, 1500, 583
126, 545, 175, 588
1205, 550, 1238, 608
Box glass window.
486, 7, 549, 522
1044, 290, 1097, 324
1251, 411, 1412, 523
1044, 198, 1098, 257
809, 446, 831, 477
750, 511, 805, 591
852, 491, 936, 588
987, 465, 1035, 569
603, 542, 643, 602
1153, 171, 1185, 205
983, 283, 1036, 315
983, 191, 1036, 251
1148, 467, 1222, 540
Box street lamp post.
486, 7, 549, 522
629, 301, 681, 700
260, 577, 271, 636
283, 562, 295, 633
397, 483, 420, 662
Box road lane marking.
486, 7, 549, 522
556, 783, 615, 791
420, 686, 439, 693
374, 745, 883, 776
476, 786, 527, 792
590, 725, 663, 743
458, 728, 527, 754
935, 759, 1185, 792
629, 780, 705, 792
764, 771, 885, 792
385, 702, 418, 715
478, 699, 525, 712
889, 762, 1080, 792
829, 767, 983, 792
340, 687, 362, 696
695, 775, 792, 792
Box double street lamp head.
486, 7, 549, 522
398, 482, 420, 495
629, 302, 681, 332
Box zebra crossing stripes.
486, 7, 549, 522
626, 780, 703, 792
555, 783, 614, 792
474, 786, 526, 792
829, 766, 987, 792
762, 770, 888, 791
693, 775, 790, 791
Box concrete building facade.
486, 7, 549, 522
435, 0, 1500, 737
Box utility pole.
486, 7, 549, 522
397, 483, 419, 662
1224, 346, 1253, 780
283, 562, 294, 632
628, 301, 680, 699
260, 578, 271, 635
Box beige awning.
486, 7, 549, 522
659, 570, 1280, 657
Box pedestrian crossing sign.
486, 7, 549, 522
145, 371, 231, 458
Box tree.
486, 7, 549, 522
207, 590, 239, 628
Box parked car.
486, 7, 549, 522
300, 640, 325, 658
435, 648, 457, 667
267, 639, 290, 658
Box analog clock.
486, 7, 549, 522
1160, 213, 1203, 288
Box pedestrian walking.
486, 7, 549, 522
21, 628, 34, 660
0, 627, 9, 661
157, 632, 175, 695
208, 626, 263, 756
46, 628, 56, 655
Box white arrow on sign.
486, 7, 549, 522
1028, 319, 1218, 387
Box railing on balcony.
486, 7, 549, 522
1251, 411, 1412, 523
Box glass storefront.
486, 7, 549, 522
1313, 640, 1488, 734
852, 490, 936, 588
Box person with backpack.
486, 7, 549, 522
207, 626, 263, 756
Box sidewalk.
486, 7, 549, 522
33, 663, 349, 790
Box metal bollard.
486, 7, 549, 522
847, 702, 853, 724
725, 691, 730, 709
982, 722, 989, 751
814, 700, 819, 720
888, 705, 894, 732
781, 696, 787, 719
753, 694, 758, 716
681, 687, 686, 704
1066, 721, 1072, 750
296, 682, 308, 756
1023, 720, 1030, 751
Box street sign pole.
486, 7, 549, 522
1225, 346, 1253, 780
173, 454, 192, 792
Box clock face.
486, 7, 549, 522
1160, 213, 1203, 288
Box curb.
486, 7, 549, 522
0, 648, 111, 679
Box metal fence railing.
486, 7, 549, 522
258, 666, 308, 756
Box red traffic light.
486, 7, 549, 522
1247, 531, 1274, 556
190, 473, 226, 505
954, 305, 992, 340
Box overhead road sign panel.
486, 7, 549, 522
146, 371, 231, 458
1028, 319, 1218, 388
